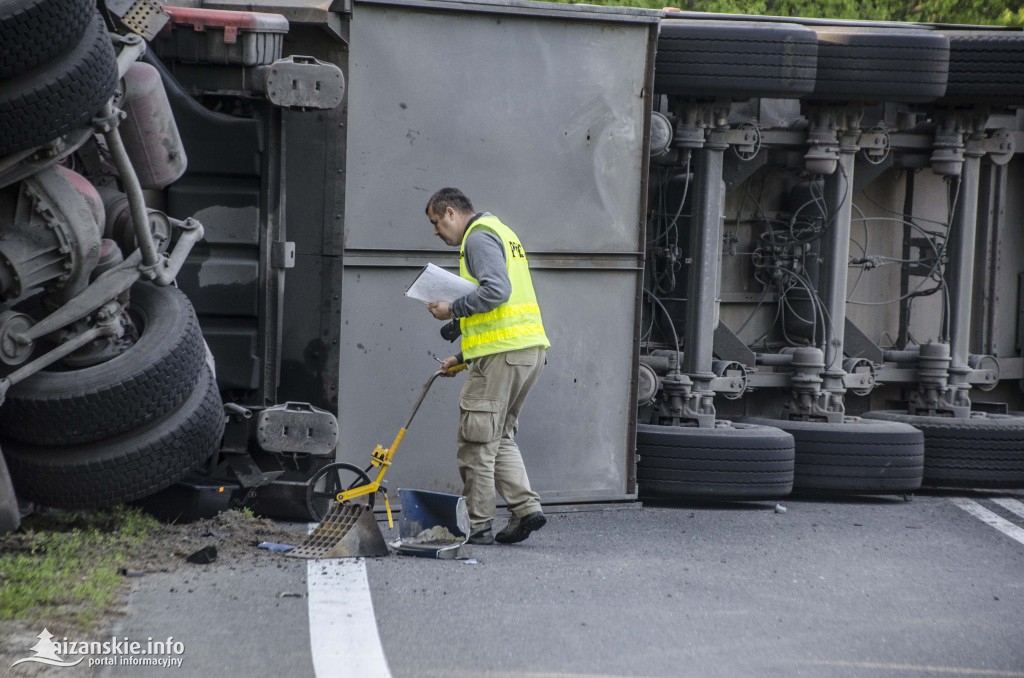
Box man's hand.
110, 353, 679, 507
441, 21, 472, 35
427, 301, 452, 320
439, 355, 462, 376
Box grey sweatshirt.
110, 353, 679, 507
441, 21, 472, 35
450, 214, 511, 320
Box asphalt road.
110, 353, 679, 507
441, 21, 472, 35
81, 489, 1024, 678
370, 491, 1024, 678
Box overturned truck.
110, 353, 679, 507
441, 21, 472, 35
640, 17, 1024, 499
0, 0, 1022, 530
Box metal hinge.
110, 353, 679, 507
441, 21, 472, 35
271, 241, 295, 269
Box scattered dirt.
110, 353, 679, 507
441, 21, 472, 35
405, 525, 460, 544
121, 509, 302, 573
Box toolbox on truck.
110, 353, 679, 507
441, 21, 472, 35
157, 6, 287, 66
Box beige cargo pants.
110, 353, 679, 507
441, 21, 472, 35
457, 345, 546, 531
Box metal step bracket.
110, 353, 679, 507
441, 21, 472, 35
256, 402, 338, 455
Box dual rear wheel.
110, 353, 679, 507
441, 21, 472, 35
1, 283, 225, 509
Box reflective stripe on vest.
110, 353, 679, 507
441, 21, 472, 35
459, 215, 551, 360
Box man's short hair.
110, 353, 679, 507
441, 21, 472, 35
426, 187, 474, 216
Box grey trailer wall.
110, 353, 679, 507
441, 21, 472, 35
339, 0, 658, 502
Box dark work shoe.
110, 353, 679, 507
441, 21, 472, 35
495, 511, 547, 544
468, 523, 494, 545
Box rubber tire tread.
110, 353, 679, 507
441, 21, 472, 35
0, 11, 116, 156
3, 366, 224, 509
739, 417, 924, 493
863, 410, 1024, 488
0, 283, 206, 446
0, 0, 94, 79
655, 20, 817, 99
636, 422, 795, 500
811, 27, 949, 102
941, 31, 1024, 103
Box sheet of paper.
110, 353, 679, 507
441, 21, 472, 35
405, 263, 478, 304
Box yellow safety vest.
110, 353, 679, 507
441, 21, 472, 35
459, 215, 551, 360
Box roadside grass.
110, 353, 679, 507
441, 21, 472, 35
0, 506, 158, 629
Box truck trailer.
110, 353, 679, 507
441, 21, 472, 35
0, 0, 1022, 530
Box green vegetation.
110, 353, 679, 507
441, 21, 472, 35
560, 0, 1024, 26
0, 507, 158, 627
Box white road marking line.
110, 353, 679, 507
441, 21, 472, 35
416, 673, 663, 678
802, 660, 1024, 676
991, 498, 1024, 521
306, 540, 392, 678
952, 498, 1024, 546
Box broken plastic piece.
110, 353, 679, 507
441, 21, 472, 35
258, 541, 295, 552
185, 545, 218, 564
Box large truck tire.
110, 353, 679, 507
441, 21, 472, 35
0, 448, 20, 534
0, 11, 117, 156
655, 20, 817, 99
0, 0, 95, 79
3, 366, 225, 509
863, 411, 1024, 488
636, 422, 795, 501
738, 417, 924, 494
810, 27, 949, 102
0, 283, 207, 446
940, 31, 1024, 104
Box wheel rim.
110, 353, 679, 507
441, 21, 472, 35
305, 462, 373, 522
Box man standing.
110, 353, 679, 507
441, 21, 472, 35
424, 187, 550, 545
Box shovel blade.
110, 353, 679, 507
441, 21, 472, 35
286, 502, 389, 559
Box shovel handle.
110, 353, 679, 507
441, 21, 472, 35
402, 365, 466, 431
